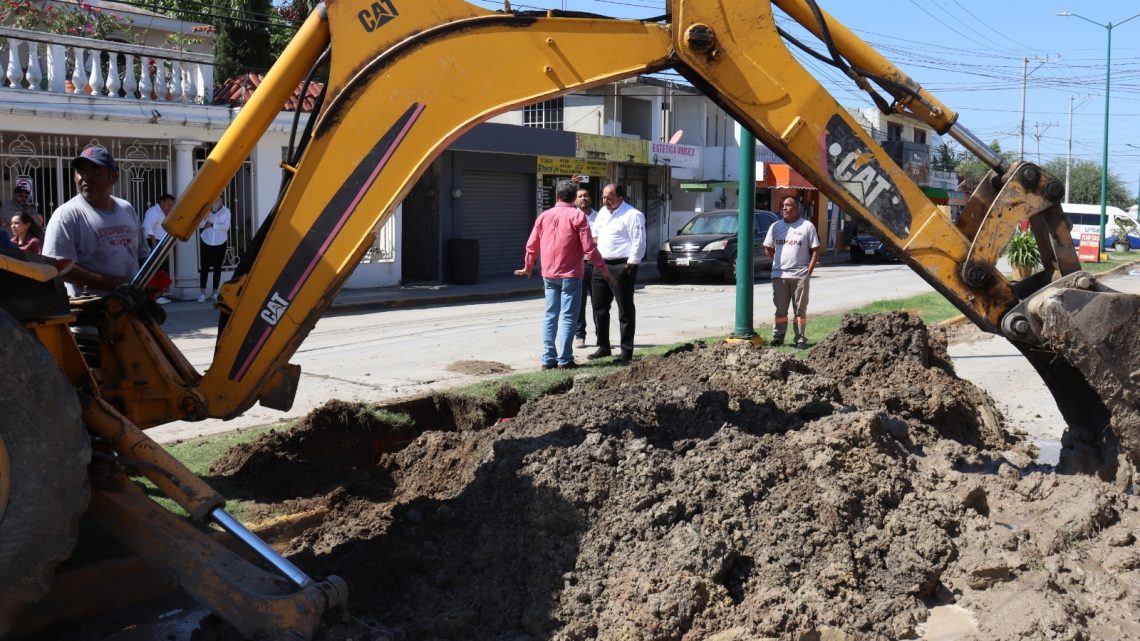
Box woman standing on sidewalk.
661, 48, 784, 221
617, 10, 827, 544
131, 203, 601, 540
197, 196, 231, 303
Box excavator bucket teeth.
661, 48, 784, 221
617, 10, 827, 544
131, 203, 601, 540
1010, 273, 1140, 480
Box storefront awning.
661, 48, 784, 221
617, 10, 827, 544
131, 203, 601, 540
764, 164, 815, 190
680, 180, 736, 192
922, 186, 968, 205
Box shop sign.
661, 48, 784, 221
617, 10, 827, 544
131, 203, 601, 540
649, 142, 700, 170
536, 156, 609, 176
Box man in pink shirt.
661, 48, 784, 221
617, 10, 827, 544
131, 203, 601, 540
516, 180, 618, 369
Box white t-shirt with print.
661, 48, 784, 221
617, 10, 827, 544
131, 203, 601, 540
763, 217, 820, 278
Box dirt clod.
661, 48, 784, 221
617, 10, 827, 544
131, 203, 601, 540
212, 313, 1140, 641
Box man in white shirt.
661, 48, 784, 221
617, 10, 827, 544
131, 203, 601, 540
763, 196, 821, 349
587, 183, 645, 366
142, 193, 175, 303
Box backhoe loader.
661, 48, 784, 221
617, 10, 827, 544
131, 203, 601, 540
3, 0, 1139, 637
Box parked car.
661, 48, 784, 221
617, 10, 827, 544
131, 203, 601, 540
848, 227, 895, 262
657, 209, 779, 283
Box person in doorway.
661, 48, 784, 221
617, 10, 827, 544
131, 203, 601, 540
9, 212, 43, 254
1, 185, 41, 226
43, 145, 147, 296
573, 187, 598, 349
197, 195, 230, 303
143, 193, 176, 304
588, 183, 645, 366
763, 196, 821, 349
514, 180, 616, 370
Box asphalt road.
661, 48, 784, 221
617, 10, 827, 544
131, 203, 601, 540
149, 260, 933, 443
147, 260, 1140, 449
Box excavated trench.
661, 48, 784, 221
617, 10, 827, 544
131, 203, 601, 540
202, 312, 1140, 641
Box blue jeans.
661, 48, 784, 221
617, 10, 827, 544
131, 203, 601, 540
543, 277, 582, 366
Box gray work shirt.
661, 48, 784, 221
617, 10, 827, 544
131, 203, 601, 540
43, 194, 146, 296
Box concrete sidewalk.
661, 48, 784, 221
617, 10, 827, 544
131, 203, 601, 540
161, 250, 855, 316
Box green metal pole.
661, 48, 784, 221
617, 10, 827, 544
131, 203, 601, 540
1099, 23, 1112, 260
732, 127, 757, 339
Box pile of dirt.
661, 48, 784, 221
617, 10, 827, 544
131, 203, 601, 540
210, 312, 1140, 641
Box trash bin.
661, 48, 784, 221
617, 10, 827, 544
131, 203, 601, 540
446, 238, 479, 285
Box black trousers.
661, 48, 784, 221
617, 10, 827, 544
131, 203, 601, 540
592, 261, 637, 355
575, 262, 593, 339
199, 239, 226, 291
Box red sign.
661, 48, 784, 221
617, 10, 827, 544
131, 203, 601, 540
1078, 232, 1100, 262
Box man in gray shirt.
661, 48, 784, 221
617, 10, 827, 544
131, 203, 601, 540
43, 146, 147, 296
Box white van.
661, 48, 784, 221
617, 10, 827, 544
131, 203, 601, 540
1062, 203, 1138, 249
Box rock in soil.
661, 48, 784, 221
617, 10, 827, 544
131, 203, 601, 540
210, 312, 1140, 641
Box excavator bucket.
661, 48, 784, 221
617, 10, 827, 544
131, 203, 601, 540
1007, 272, 1140, 482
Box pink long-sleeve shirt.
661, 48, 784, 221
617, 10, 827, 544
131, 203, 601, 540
523, 201, 605, 278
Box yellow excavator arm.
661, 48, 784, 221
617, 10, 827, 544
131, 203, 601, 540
5, 0, 1136, 638
158, 0, 1074, 422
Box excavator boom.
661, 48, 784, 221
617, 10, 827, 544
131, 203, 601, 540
4, 0, 1138, 638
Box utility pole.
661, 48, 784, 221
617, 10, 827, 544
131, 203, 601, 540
1066, 94, 1092, 202
1020, 55, 1059, 160
1031, 122, 1058, 164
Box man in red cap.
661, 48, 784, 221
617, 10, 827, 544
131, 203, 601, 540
43, 145, 147, 296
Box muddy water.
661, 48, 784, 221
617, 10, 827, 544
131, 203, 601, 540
920, 605, 977, 640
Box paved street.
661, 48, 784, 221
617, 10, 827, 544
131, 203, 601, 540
149, 260, 932, 442
148, 260, 1140, 449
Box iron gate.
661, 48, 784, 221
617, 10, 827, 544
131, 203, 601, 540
0, 134, 171, 223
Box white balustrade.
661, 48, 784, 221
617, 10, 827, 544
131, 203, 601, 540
47, 43, 66, 92
106, 53, 121, 97
0, 27, 215, 104
139, 57, 154, 100
6, 38, 22, 88
170, 60, 182, 103
23, 41, 41, 90
71, 47, 87, 94
88, 50, 105, 96
122, 53, 137, 99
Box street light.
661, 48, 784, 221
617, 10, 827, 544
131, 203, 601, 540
1057, 9, 1140, 258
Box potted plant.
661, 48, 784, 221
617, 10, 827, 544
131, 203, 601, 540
1112, 217, 1137, 253
1005, 227, 1041, 280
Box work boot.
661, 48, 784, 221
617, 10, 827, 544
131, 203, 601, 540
770, 336, 784, 347
795, 337, 808, 350
587, 348, 612, 360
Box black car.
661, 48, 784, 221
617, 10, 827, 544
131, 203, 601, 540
848, 229, 895, 262
657, 209, 779, 283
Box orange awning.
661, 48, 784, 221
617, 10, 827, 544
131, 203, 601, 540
763, 164, 816, 190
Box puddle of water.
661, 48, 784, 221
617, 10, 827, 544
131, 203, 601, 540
1034, 438, 1061, 466
919, 604, 977, 641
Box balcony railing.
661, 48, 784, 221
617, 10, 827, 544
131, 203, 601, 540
0, 26, 213, 103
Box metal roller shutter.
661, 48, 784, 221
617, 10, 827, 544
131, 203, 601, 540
456, 171, 531, 276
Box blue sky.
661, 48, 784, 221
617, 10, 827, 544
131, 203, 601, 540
471, 0, 1140, 199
